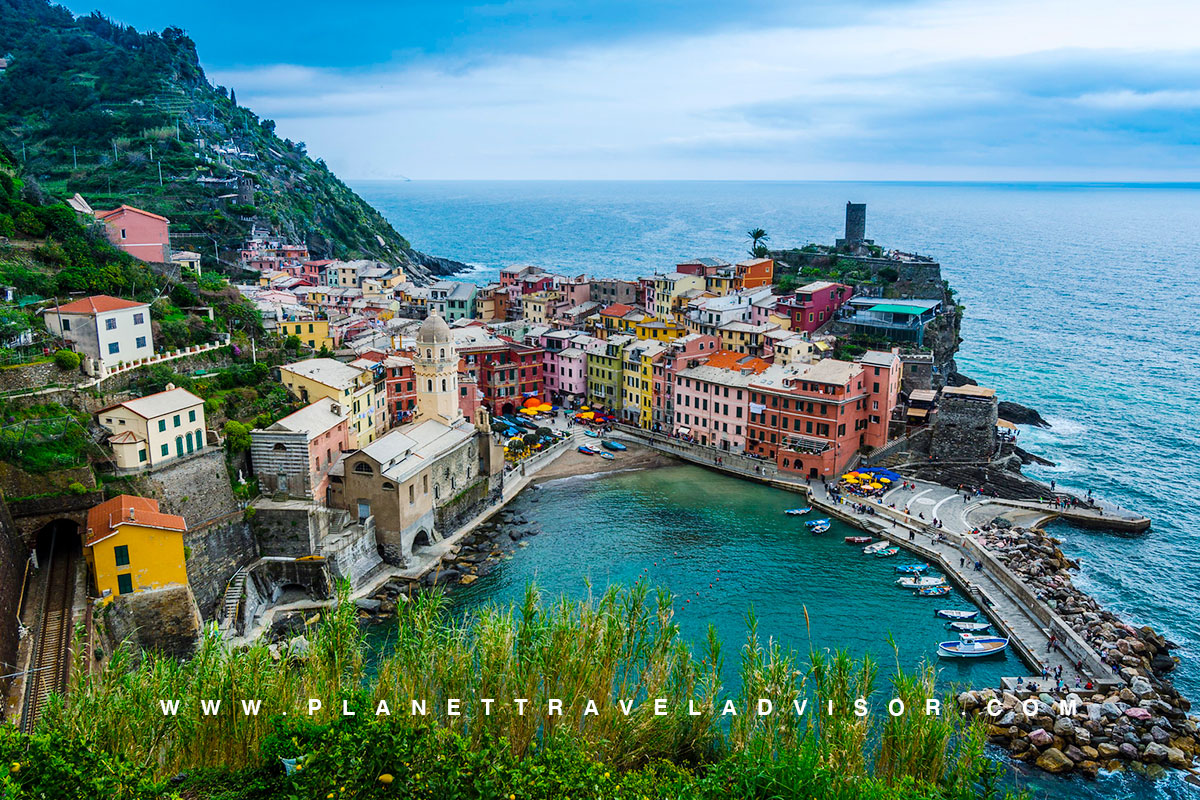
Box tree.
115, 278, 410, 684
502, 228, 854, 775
747, 228, 769, 258
53, 349, 81, 370
223, 420, 251, 452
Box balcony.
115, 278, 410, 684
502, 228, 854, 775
781, 434, 831, 454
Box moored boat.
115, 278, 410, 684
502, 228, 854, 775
600, 452, 615, 460
577, 445, 599, 455
935, 609, 979, 621
896, 576, 946, 589
937, 633, 1009, 658
875, 547, 899, 558
844, 536, 872, 544
895, 564, 928, 574
804, 518, 830, 527
785, 508, 812, 516
602, 440, 627, 451
948, 621, 992, 633
915, 586, 951, 597
583, 430, 600, 438
809, 522, 830, 534
863, 541, 891, 554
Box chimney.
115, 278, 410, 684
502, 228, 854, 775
129, 507, 136, 521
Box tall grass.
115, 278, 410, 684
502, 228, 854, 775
36, 581, 1001, 796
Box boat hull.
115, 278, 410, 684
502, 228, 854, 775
937, 637, 1009, 658
935, 609, 979, 621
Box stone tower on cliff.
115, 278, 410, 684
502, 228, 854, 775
414, 313, 461, 425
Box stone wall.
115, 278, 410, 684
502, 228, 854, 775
241, 559, 333, 633
0, 498, 26, 706
434, 473, 503, 535
100, 584, 203, 661
0, 361, 85, 395
185, 516, 257, 619
132, 449, 240, 526
0, 463, 97, 503
249, 502, 325, 558
769, 250, 946, 301
930, 394, 998, 462
8, 490, 102, 543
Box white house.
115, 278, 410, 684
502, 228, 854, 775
96, 385, 206, 470
42, 295, 154, 372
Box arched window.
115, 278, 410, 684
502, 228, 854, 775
426, 349, 432, 359
353, 462, 374, 475
273, 443, 287, 451
441, 379, 447, 392
440, 348, 445, 358
427, 379, 433, 392
433, 484, 440, 499
382, 482, 395, 491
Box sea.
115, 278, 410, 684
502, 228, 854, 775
353, 180, 1200, 798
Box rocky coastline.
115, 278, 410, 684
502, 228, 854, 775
958, 525, 1198, 779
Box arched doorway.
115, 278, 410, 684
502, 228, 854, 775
414, 529, 433, 548
500, 402, 515, 416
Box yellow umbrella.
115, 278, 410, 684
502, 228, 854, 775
519, 407, 536, 415
580, 411, 595, 419
879, 477, 892, 483
580, 405, 590, 411
843, 475, 860, 483
537, 403, 552, 412
869, 482, 884, 489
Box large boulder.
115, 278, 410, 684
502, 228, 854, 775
1028, 728, 1054, 748
1053, 717, 1075, 738
1142, 742, 1169, 763
1036, 747, 1074, 774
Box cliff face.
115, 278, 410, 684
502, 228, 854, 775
0, 0, 463, 283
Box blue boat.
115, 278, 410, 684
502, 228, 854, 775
577, 445, 599, 455
583, 430, 601, 438
602, 440, 627, 451
895, 564, 928, 574
809, 522, 830, 534
937, 634, 1009, 658
915, 586, 950, 596
804, 518, 830, 527
784, 507, 811, 516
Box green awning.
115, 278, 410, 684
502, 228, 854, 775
866, 303, 927, 314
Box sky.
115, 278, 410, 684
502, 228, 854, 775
62, 0, 1200, 181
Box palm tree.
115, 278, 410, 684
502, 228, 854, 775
747, 228, 769, 256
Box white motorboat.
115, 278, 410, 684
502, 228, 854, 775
937, 633, 1009, 658
863, 541, 891, 555
896, 576, 946, 589
935, 609, 979, 621
947, 621, 992, 633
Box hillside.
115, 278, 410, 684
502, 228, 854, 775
0, 0, 462, 282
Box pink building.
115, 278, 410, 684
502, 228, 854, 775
250, 398, 350, 500
672, 351, 769, 451
94, 205, 170, 263
650, 333, 720, 432
539, 330, 595, 404
775, 281, 851, 334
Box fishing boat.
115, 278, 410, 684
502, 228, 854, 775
937, 633, 1009, 658
577, 445, 599, 455
804, 518, 830, 527
896, 576, 946, 589
600, 452, 616, 460
915, 586, 951, 597
844, 536, 872, 544
602, 440, 627, 451
935, 609, 979, 621
809, 522, 830, 534
875, 547, 899, 558
948, 621, 992, 633
863, 541, 891, 555
895, 564, 928, 574
784, 507, 812, 516
583, 430, 600, 438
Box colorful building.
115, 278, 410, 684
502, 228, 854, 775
85, 495, 188, 598
279, 358, 378, 447
94, 205, 171, 263
97, 386, 206, 469
650, 333, 721, 432
774, 281, 851, 334
672, 351, 769, 451
278, 315, 336, 352
586, 334, 633, 409
250, 398, 350, 500
652, 272, 705, 322
42, 294, 154, 373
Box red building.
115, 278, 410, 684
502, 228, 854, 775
745, 350, 900, 477
774, 281, 851, 334
93, 205, 170, 263
457, 335, 546, 415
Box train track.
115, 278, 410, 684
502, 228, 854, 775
20, 530, 77, 734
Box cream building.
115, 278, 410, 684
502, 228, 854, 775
97, 385, 206, 469
412, 313, 461, 425
279, 358, 378, 447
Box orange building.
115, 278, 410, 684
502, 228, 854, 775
735, 258, 774, 290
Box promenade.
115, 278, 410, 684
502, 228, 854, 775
610, 425, 1120, 690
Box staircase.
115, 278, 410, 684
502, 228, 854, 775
218, 567, 248, 635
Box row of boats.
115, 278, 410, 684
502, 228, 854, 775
577, 436, 628, 460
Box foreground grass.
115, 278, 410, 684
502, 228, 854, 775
0, 584, 1018, 799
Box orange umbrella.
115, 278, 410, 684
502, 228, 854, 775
524, 397, 541, 409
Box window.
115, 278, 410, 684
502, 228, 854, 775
114, 545, 130, 567
108, 342, 120, 355
135, 336, 147, 348
409, 484, 415, 504
62, 318, 71, 331
161, 443, 169, 456
134, 313, 144, 325
138, 449, 147, 463
105, 318, 118, 330
117, 573, 133, 595
382, 482, 395, 491
353, 461, 374, 474
119, 228, 127, 240
188, 409, 197, 422
173, 414, 181, 427
158, 419, 166, 432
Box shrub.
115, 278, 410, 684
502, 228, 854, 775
53, 349, 80, 371
223, 420, 251, 452
67, 481, 88, 495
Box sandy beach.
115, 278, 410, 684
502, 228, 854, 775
530, 440, 679, 483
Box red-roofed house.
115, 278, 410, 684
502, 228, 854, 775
43, 294, 154, 371
94, 205, 171, 263
84, 495, 189, 598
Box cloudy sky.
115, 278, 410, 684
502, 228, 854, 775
66, 0, 1200, 180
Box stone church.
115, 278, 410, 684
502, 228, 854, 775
328, 313, 505, 565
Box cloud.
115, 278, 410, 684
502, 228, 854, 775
210, 0, 1200, 179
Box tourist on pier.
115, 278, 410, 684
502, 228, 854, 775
1047, 634, 1057, 652
960, 557, 965, 568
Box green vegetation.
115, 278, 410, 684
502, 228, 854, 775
52, 349, 79, 370
0, 400, 97, 473
0, 584, 1020, 800
130, 362, 298, 428
0, 0, 455, 274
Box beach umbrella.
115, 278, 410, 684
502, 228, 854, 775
869, 482, 884, 489
537, 403, 552, 412
879, 477, 892, 483
843, 476, 860, 483
580, 405, 590, 411
519, 407, 536, 415
580, 411, 595, 419
524, 397, 541, 409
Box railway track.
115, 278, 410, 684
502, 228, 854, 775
21, 530, 77, 734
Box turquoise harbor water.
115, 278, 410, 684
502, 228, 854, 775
355, 181, 1200, 798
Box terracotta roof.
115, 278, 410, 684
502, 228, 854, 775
601, 303, 633, 317
85, 495, 186, 546
94, 204, 170, 224
53, 295, 148, 315
703, 350, 770, 373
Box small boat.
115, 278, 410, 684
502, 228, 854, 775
583, 430, 600, 438
845, 536, 872, 544
948, 621, 992, 633
915, 586, 951, 597
937, 633, 1009, 658
896, 576, 946, 589
804, 518, 830, 528
809, 522, 830, 534
895, 564, 928, 574
602, 440, 627, 451
577, 445, 599, 455
875, 547, 899, 558
784, 507, 812, 516
863, 541, 891, 555
935, 609, 979, 621
600, 452, 615, 460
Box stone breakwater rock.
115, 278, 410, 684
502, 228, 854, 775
960, 523, 1200, 778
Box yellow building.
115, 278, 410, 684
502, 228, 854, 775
652, 272, 705, 321
522, 290, 558, 324
704, 272, 737, 296
85, 495, 188, 598
586, 334, 632, 408
280, 358, 378, 447
620, 341, 664, 428
280, 317, 336, 351
97, 386, 206, 469
634, 319, 686, 343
